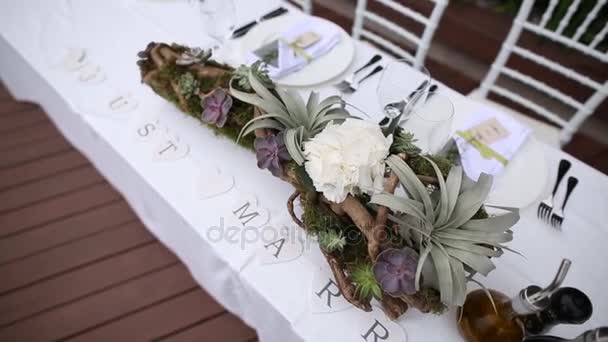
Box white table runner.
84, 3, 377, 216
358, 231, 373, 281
1, 1, 607, 341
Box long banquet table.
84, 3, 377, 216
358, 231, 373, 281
1, 1, 607, 341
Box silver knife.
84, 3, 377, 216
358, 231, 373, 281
231, 7, 289, 39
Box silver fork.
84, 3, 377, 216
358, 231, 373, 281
538, 159, 571, 223
550, 176, 578, 230
334, 54, 382, 92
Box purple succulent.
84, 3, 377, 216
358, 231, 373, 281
254, 132, 291, 177
200, 88, 232, 128
373, 247, 419, 296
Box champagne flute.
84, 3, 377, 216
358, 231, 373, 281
401, 91, 454, 154
376, 58, 431, 122
190, 0, 236, 61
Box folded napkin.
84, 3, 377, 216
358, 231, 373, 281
247, 18, 341, 79
453, 105, 531, 181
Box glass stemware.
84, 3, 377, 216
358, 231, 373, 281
401, 91, 454, 155
377, 58, 431, 121
189, 0, 236, 61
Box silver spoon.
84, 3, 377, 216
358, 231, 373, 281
380, 83, 437, 125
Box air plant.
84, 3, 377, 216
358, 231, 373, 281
317, 229, 347, 253
351, 263, 383, 301
230, 68, 351, 165
370, 155, 519, 306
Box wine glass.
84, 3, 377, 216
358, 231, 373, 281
190, 0, 236, 61
377, 59, 431, 122
401, 91, 454, 154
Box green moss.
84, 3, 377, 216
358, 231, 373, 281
407, 154, 452, 178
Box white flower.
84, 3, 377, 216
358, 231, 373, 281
304, 119, 393, 203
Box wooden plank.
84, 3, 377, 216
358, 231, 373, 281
0, 136, 72, 169
160, 313, 256, 342
0, 264, 198, 342
0, 101, 37, 115
0, 150, 89, 191
0, 166, 103, 213
0, 109, 46, 133
66, 289, 225, 342
0, 183, 121, 238
0, 83, 11, 100
0, 221, 154, 294
0, 122, 59, 149
0, 201, 134, 264
0, 243, 177, 326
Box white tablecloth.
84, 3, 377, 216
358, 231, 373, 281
1, 1, 607, 341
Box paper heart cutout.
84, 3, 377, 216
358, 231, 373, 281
310, 263, 352, 313
134, 120, 163, 142
257, 224, 304, 264
77, 64, 106, 84
230, 194, 271, 229
108, 93, 139, 113
355, 306, 408, 342
61, 48, 87, 71
153, 133, 190, 161
197, 167, 235, 199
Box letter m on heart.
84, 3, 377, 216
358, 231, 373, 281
232, 201, 260, 226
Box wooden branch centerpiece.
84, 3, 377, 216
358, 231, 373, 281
137, 42, 520, 320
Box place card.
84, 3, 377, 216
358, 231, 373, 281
466, 117, 510, 145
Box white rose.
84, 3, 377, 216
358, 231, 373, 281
303, 119, 393, 203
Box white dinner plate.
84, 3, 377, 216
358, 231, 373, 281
240, 14, 355, 87
452, 98, 548, 209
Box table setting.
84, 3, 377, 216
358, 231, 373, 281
1, 0, 607, 341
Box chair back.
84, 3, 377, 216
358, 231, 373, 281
476, 0, 608, 145
351, 0, 448, 68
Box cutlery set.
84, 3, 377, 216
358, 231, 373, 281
231, 7, 289, 39
537, 159, 579, 230
333, 54, 384, 94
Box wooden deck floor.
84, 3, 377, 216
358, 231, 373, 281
0, 84, 257, 341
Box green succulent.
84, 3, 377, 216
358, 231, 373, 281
230, 68, 350, 164
232, 61, 274, 92
177, 72, 200, 99
350, 263, 383, 301
391, 129, 422, 156
317, 229, 346, 253
370, 155, 519, 306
